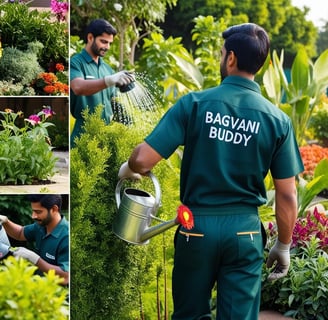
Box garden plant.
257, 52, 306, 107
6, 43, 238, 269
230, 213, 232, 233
0, 0, 68, 95
0, 256, 69, 320
0, 107, 58, 185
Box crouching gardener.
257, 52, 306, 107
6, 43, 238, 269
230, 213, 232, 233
0, 194, 69, 286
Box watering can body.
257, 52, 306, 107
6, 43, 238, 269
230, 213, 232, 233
0, 224, 11, 260
113, 172, 177, 245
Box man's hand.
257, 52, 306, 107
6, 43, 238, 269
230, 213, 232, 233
0, 215, 8, 225
104, 71, 135, 87
266, 239, 291, 281
13, 247, 40, 265
118, 161, 142, 180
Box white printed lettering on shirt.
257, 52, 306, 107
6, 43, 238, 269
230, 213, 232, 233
205, 111, 261, 147
46, 252, 55, 260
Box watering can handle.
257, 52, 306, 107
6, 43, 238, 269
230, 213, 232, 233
115, 172, 162, 214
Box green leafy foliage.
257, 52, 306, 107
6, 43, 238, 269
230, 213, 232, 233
261, 238, 328, 319
0, 1, 68, 68
309, 107, 328, 146
0, 42, 44, 86
0, 109, 57, 185
70, 106, 182, 319
262, 49, 328, 145
297, 159, 328, 217
0, 256, 68, 320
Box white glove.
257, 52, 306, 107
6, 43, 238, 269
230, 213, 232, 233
13, 247, 40, 265
266, 239, 291, 281
0, 215, 8, 224
118, 161, 142, 180
104, 71, 135, 87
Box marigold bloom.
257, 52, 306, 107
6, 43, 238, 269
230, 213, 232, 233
55, 63, 65, 72
44, 85, 56, 94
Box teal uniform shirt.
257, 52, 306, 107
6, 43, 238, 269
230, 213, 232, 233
23, 216, 69, 273
145, 76, 304, 210
70, 48, 117, 145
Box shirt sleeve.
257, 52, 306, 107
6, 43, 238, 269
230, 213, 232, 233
145, 97, 188, 159
270, 120, 304, 179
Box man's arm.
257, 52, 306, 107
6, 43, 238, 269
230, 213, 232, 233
128, 142, 163, 175
70, 77, 107, 96
70, 71, 135, 96
0, 216, 26, 241
36, 259, 69, 286
273, 176, 298, 244
266, 176, 298, 280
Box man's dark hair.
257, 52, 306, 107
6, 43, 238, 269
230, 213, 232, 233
222, 23, 270, 74
27, 194, 62, 211
84, 19, 117, 43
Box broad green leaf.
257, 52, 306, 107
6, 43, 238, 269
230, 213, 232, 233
263, 64, 281, 104
295, 96, 310, 115
291, 48, 310, 92
313, 49, 328, 83
168, 52, 204, 89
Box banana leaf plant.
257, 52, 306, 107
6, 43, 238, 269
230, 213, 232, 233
297, 159, 328, 217
261, 49, 328, 145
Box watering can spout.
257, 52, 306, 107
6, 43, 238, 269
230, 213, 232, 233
139, 217, 178, 242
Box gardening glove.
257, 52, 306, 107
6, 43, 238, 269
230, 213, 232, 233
13, 247, 40, 265
118, 161, 142, 180
266, 239, 291, 281
104, 71, 135, 88
0, 215, 8, 225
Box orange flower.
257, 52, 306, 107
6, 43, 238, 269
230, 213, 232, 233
55, 63, 65, 72
43, 85, 56, 94
299, 144, 328, 177
177, 204, 194, 230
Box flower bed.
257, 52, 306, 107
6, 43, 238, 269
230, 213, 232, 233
299, 144, 328, 178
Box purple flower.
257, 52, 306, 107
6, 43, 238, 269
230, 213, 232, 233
25, 115, 41, 126
42, 106, 55, 119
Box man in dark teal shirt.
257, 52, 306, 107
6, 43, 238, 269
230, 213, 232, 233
70, 19, 134, 147
118, 23, 304, 319
0, 195, 69, 286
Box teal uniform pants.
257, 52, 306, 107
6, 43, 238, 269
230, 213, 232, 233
172, 208, 263, 320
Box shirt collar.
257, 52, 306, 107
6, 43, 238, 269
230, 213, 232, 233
221, 75, 261, 94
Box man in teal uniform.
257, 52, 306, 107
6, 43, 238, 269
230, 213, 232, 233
118, 23, 304, 319
70, 19, 134, 147
0, 195, 69, 286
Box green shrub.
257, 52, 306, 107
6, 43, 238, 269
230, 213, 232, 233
0, 256, 68, 320
309, 108, 328, 146
0, 42, 44, 86
0, 80, 35, 96
261, 237, 328, 319
70, 106, 180, 319
0, 1, 68, 68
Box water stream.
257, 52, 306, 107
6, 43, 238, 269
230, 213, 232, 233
112, 72, 164, 134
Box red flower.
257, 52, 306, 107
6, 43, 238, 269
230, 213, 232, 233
55, 63, 65, 72
177, 205, 194, 230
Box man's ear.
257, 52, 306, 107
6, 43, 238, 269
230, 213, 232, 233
227, 51, 237, 68
87, 33, 94, 43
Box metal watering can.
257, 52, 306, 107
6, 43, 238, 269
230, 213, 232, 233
0, 224, 12, 260
113, 172, 179, 245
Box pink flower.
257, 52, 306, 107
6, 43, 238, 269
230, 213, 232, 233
42, 106, 55, 119
25, 115, 41, 126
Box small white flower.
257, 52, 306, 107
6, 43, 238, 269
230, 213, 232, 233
113, 3, 123, 11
